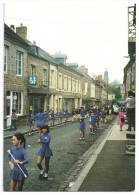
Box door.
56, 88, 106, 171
33, 98, 41, 115
6, 95, 12, 127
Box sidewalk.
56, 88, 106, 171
69, 122, 135, 192
4, 117, 73, 139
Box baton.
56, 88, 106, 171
7, 149, 27, 178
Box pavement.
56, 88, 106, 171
4, 118, 73, 139
4, 117, 136, 192
68, 121, 135, 192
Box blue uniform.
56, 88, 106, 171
26, 118, 34, 127
100, 111, 107, 119
78, 120, 86, 131
90, 115, 97, 125
33, 110, 50, 127
64, 111, 69, 118
7, 147, 29, 180
80, 111, 86, 118
37, 133, 53, 157
58, 111, 63, 120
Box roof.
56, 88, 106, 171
4, 23, 28, 48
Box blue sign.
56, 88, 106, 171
28, 76, 37, 85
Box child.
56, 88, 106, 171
7, 132, 29, 191
50, 110, 56, 126
78, 118, 86, 140
58, 110, 63, 124
26, 115, 34, 135
10, 109, 18, 131
64, 110, 70, 124
89, 112, 97, 135
36, 125, 53, 180
33, 109, 51, 137
118, 107, 126, 131
100, 109, 107, 126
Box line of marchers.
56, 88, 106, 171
4, 23, 118, 129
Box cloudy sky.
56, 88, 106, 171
2, 0, 137, 83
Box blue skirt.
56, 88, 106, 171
10, 166, 28, 181
37, 147, 53, 157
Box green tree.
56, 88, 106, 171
108, 85, 122, 103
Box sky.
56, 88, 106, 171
0, 1, 138, 193
1, 0, 137, 83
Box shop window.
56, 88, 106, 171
12, 92, 22, 114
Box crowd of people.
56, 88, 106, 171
7, 90, 135, 191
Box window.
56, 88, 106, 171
58, 74, 62, 89
31, 64, 36, 76
4, 45, 8, 73
76, 80, 78, 92
6, 91, 22, 116
12, 92, 22, 114
16, 51, 23, 76
64, 75, 67, 90
50, 69, 55, 87
43, 69, 47, 86
68, 77, 71, 91
72, 78, 75, 92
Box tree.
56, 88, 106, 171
108, 85, 122, 104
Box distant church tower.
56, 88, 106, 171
104, 68, 109, 84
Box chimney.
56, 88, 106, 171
10, 25, 15, 31
85, 68, 88, 75
16, 23, 27, 40
97, 75, 102, 81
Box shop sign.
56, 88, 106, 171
28, 76, 37, 85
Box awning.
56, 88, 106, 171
28, 86, 48, 94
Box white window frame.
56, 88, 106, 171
4, 45, 8, 73
16, 51, 23, 76
43, 69, 47, 86
58, 73, 62, 89
31, 64, 36, 76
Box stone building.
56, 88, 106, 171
123, 4, 136, 93
4, 23, 83, 123
4, 24, 29, 128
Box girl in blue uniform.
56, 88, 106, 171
7, 132, 29, 191
78, 118, 86, 140
26, 115, 34, 135
90, 112, 97, 134
50, 110, 56, 126
33, 109, 51, 137
36, 125, 53, 180
64, 110, 70, 124
58, 110, 63, 124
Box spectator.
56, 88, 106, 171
118, 107, 126, 131
10, 109, 18, 131
124, 90, 135, 131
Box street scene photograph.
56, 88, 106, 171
1, 0, 137, 193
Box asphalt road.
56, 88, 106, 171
3, 118, 115, 191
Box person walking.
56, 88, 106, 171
7, 132, 29, 191
100, 109, 107, 126
58, 110, 63, 124
10, 109, 18, 131
26, 115, 34, 135
50, 110, 56, 126
63, 110, 70, 124
36, 125, 53, 180
89, 112, 97, 135
33, 109, 51, 137
118, 107, 126, 131
78, 118, 86, 140
124, 90, 135, 131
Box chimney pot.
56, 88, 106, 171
16, 24, 27, 40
